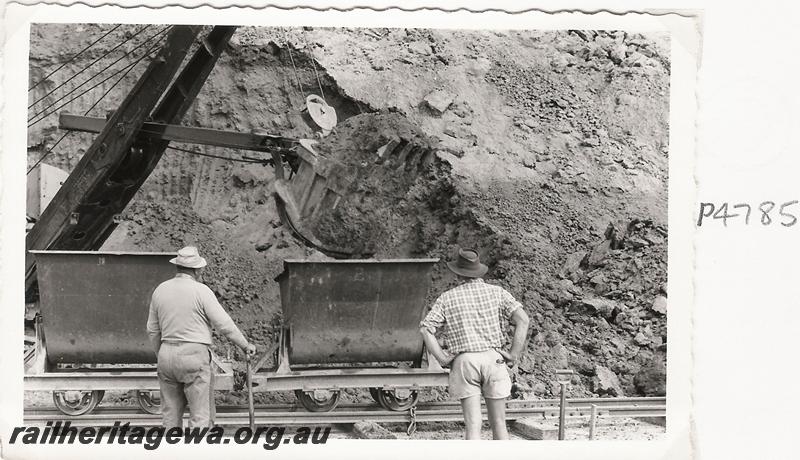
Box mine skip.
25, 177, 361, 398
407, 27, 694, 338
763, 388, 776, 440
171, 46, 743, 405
25, 251, 448, 415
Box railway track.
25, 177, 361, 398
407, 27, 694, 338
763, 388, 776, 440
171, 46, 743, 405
24, 397, 666, 427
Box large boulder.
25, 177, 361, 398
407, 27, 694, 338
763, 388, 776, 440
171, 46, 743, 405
578, 296, 623, 319
591, 365, 625, 397
550, 343, 570, 369
423, 89, 456, 114
651, 295, 667, 315
634, 360, 667, 396
586, 239, 612, 266
559, 251, 586, 278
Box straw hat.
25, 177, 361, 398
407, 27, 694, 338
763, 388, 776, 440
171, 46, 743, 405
169, 246, 207, 269
446, 248, 488, 278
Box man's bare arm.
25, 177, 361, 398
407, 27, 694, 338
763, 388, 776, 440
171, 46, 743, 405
420, 327, 455, 367
499, 308, 530, 365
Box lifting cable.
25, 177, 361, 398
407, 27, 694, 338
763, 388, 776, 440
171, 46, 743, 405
27, 30, 170, 128
282, 27, 305, 98
28, 24, 122, 92
301, 28, 325, 100
27, 31, 170, 175
28, 26, 170, 125
161, 143, 269, 164
29, 26, 169, 122
27, 52, 154, 128
83, 33, 169, 116
26, 131, 72, 176
28, 25, 152, 110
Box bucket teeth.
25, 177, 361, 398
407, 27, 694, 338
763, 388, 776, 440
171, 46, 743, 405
404, 146, 423, 171
419, 149, 435, 169
274, 135, 435, 258
375, 139, 400, 164
374, 138, 433, 173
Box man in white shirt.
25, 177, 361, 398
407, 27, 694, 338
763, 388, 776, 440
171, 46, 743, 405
147, 246, 256, 428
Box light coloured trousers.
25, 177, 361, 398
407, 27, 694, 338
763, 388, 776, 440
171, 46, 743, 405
157, 341, 216, 428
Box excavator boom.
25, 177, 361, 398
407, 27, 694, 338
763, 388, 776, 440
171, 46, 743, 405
25, 25, 237, 298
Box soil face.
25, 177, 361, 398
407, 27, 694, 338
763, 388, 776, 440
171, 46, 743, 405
28, 26, 669, 400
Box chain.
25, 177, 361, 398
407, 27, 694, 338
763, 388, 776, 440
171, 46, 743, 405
406, 406, 417, 436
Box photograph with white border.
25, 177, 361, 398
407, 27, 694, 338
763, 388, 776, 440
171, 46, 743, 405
1, 4, 698, 459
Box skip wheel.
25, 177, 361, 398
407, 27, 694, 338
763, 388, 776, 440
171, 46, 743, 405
376, 389, 419, 412
294, 389, 341, 412
52, 390, 105, 416
369, 387, 381, 404
135, 390, 162, 415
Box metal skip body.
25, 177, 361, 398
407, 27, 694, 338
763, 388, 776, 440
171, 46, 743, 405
32, 251, 175, 364
276, 259, 439, 365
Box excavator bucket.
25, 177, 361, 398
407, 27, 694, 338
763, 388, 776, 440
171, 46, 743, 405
272, 133, 436, 258
272, 139, 353, 257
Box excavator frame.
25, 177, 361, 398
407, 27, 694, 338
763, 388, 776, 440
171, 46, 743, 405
26, 24, 360, 301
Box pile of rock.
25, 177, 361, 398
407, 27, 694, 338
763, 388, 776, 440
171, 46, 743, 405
549, 218, 667, 396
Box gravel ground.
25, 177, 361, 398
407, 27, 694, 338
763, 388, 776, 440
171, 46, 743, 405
25, 390, 664, 441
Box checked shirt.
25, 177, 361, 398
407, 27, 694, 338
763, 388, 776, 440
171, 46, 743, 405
420, 278, 522, 354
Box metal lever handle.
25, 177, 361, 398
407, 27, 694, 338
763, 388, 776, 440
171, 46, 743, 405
245, 353, 255, 430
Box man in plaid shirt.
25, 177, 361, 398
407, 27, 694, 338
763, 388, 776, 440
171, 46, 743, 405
420, 248, 530, 440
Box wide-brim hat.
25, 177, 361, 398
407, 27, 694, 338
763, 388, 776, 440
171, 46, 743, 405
446, 248, 488, 278
170, 246, 207, 269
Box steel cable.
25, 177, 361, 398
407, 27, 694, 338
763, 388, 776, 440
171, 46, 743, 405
27, 57, 145, 128
27, 33, 169, 128
28, 25, 151, 110
28, 26, 170, 124
27, 33, 168, 175
26, 131, 72, 175
282, 28, 305, 98
301, 28, 325, 100
159, 142, 267, 164
28, 24, 122, 92
82, 33, 168, 117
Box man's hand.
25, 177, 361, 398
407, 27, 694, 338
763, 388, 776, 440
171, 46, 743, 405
420, 326, 454, 368
502, 308, 530, 369
497, 349, 519, 368
245, 343, 257, 356
437, 351, 456, 368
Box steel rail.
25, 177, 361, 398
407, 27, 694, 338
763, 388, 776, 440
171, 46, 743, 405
24, 398, 666, 427
24, 397, 666, 415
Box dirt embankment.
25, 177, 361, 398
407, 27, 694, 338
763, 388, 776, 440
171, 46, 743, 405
28, 26, 669, 399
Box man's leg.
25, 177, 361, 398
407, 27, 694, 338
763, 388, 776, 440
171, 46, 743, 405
450, 352, 483, 439
182, 345, 214, 428
158, 346, 187, 428
482, 350, 513, 440
485, 397, 509, 440
159, 377, 187, 428
460, 395, 483, 440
